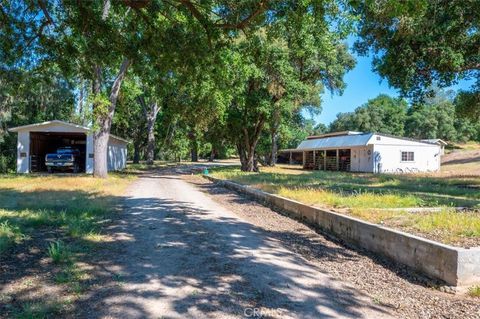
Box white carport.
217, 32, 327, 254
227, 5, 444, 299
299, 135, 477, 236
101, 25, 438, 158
8, 120, 128, 174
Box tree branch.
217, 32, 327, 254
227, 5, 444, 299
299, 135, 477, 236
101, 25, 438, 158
0, 3, 8, 28
462, 62, 480, 71
216, 0, 270, 30
109, 58, 131, 108
102, 0, 111, 20
153, 102, 160, 117
178, 0, 211, 34
137, 96, 148, 115
38, 0, 55, 26
178, 0, 269, 31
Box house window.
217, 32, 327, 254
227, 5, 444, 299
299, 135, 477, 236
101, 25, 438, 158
401, 151, 414, 162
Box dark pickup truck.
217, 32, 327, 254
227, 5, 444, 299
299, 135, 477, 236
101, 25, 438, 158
45, 147, 82, 173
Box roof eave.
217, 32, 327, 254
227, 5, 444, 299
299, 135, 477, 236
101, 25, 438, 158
8, 120, 90, 133
8, 120, 130, 143
109, 134, 130, 144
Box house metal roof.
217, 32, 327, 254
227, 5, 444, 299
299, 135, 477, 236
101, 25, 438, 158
8, 120, 129, 144
306, 131, 363, 140
296, 133, 374, 150
421, 139, 448, 146
296, 132, 438, 150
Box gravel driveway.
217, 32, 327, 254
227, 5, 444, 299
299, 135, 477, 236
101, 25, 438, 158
78, 170, 393, 318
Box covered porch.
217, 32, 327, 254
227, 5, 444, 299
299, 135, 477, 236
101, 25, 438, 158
302, 149, 351, 171
277, 149, 304, 165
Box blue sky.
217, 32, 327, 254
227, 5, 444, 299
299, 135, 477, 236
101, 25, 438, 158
314, 43, 473, 126
315, 53, 398, 125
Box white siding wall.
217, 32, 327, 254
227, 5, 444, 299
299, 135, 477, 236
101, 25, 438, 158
107, 138, 127, 171
350, 145, 374, 172
372, 135, 441, 173
86, 134, 94, 174
17, 131, 30, 173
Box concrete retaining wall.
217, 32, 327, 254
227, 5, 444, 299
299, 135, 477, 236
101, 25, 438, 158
205, 176, 480, 289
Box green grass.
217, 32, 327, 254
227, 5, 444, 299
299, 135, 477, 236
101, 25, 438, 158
468, 286, 480, 297
0, 173, 135, 317
209, 166, 480, 245
210, 166, 480, 208
54, 263, 89, 295
277, 187, 422, 209
415, 210, 480, 237
0, 220, 25, 252
47, 240, 72, 264
349, 208, 480, 242
124, 161, 171, 174
0, 173, 134, 254
14, 301, 65, 319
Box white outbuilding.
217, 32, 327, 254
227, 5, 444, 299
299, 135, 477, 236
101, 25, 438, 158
290, 131, 442, 173
8, 120, 128, 174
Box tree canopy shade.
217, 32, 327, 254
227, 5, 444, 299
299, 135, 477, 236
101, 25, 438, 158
0, 65, 75, 172
218, 1, 355, 171
353, 0, 480, 106
0, 0, 278, 176
4, 0, 479, 175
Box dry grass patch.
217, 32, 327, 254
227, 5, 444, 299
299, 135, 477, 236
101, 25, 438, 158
277, 187, 421, 209
209, 166, 480, 245
0, 173, 134, 253
347, 208, 480, 244
0, 173, 135, 317
210, 165, 480, 208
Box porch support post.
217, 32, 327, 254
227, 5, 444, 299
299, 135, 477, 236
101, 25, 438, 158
289, 151, 293, 164
323, 150, 326, 171
336, 149, 339, 171
313, 150, 316, 169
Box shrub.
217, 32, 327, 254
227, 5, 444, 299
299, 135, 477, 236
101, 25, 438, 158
15, 301, 63, 319
468, 286, 480, 297
0, 220, 24, 253
47, 240, 71, 264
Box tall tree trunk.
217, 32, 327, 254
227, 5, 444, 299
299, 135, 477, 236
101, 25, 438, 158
238, 116, 265, 172
133, 143, 140, 164
268, 107, 281, 166
245, 149, 257, 172
145, 119, 155, 165
236, 143, 248, 171
93, 58, 130, 178
188, 130, 199, 162
208, 147, 216, 162
138, 97, 160, 166
269, 130, 279, 166
191, 145, 198, 162
78, 78, 84, 116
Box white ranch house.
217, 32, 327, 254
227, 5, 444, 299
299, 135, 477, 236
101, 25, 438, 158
9, 120, 128, 174
280, 131, 443, 173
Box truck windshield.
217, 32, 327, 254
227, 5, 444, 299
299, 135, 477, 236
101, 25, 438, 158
57, 149, 74, 154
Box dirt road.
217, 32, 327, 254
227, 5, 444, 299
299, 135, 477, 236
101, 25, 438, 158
79, 170, 392, 318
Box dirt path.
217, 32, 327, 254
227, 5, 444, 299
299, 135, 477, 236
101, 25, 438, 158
77, 170, 393, 319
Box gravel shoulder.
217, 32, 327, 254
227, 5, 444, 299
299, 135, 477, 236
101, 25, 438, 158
183, 174, 480, 319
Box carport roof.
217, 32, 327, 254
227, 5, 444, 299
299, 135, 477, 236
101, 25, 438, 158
296, 133, 374, 150
8, 120, 129, 143
8, 120, 90, 133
